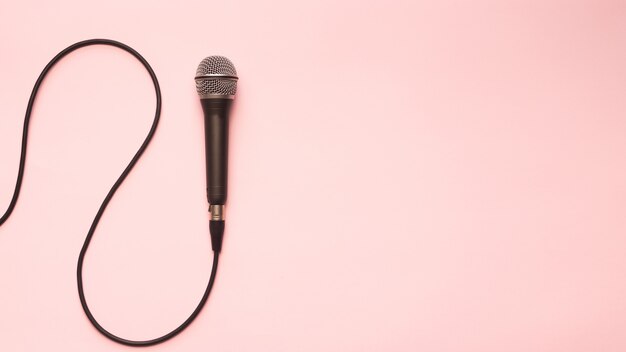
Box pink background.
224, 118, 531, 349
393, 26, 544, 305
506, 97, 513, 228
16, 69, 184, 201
1, 0, 626, 351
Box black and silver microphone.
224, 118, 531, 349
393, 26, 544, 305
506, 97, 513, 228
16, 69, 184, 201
195, 56, 238, 252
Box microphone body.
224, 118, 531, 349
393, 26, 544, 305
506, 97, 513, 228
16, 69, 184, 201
195, 55, 238, 241
201, 98, 232, 205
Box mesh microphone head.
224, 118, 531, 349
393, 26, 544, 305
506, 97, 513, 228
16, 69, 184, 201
195, 56, 238, 98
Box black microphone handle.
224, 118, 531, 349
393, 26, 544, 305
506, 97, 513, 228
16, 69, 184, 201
201, 98, 232, 205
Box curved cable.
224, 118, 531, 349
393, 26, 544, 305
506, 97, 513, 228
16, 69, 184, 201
0, 39, 219, 346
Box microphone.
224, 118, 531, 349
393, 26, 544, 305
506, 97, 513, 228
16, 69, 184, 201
195, 56, 238, 252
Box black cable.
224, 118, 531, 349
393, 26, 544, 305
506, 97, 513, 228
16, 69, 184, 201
0, 39, 220, 347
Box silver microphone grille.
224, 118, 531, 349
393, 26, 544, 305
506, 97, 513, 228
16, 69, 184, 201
195, 56, 238, 97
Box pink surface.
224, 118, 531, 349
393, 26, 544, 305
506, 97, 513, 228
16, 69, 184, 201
1, 0, 626, 351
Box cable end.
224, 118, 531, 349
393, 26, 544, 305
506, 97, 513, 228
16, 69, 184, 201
209, 220, 224, 252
